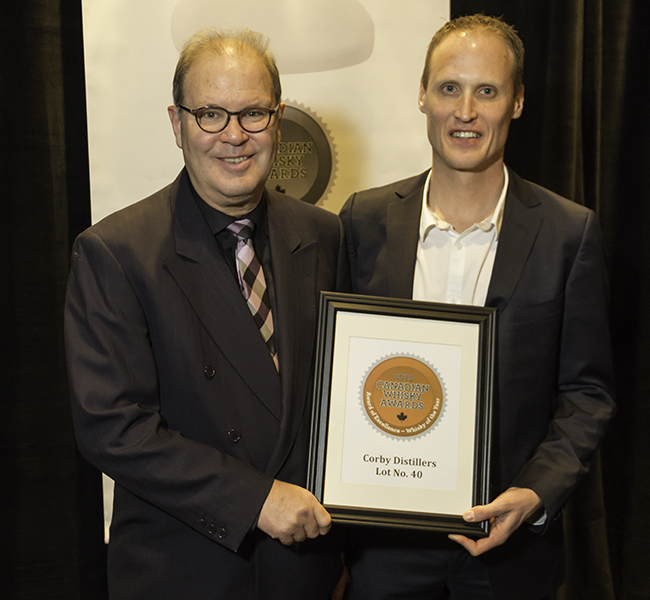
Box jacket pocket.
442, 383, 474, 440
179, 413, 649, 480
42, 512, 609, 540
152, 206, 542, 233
508, 294, 564, 325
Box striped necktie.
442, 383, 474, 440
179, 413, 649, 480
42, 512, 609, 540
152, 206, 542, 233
226, 218, 278, 370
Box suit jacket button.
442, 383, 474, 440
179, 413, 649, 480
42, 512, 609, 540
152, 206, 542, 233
227, 429, 241, 442
204, 365, 216, 379
199, 518, 206, 528
208, 523, 217, 534
218, 528, 227, 539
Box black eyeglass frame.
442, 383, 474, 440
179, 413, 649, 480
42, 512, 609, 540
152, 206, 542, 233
177, 104, 280, 134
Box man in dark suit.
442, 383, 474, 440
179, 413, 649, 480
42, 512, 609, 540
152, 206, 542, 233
65, 28, 348, 599
339, 14, 615, 600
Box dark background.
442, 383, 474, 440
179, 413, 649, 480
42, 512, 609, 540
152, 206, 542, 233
1, 1, 648, 598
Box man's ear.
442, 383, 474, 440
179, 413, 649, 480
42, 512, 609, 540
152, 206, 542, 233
512, 86, 524, 120
276, 102, 286, 142
418, 81, 427, 113
168, 105, 183, 149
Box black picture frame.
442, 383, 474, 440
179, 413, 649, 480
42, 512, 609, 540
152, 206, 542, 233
307, 292, 496, 536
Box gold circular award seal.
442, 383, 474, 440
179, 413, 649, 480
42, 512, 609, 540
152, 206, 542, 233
362, 356, 444, 438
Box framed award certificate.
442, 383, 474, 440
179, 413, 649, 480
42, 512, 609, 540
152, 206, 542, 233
307, 292, 496, 536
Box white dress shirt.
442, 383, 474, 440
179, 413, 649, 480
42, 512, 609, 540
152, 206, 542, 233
413, 165, 508, 307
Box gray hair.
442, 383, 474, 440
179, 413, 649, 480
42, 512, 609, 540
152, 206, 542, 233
172, 27, 282, 107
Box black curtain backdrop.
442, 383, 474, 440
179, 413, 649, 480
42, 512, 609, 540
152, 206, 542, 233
0, 3, 106, 599
1, 1, 647, 599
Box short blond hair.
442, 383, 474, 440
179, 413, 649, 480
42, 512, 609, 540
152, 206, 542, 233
421, 14, 524, 95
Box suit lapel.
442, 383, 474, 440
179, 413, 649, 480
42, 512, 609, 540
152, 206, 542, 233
486, 171, 543, 313
163, 174, 283, 420
382, 174, 427, 298
380, 170, 541, 313
264, 191, 320, 471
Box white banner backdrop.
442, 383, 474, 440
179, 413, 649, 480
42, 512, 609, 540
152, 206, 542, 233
82, 0, 449, 221
81, 0, 449, 540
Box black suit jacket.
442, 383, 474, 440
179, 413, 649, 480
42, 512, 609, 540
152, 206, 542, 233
339, 169, 615, 599
65, 170, 350, 599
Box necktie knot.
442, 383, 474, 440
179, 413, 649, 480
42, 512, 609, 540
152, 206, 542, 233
227, 218, 254, 241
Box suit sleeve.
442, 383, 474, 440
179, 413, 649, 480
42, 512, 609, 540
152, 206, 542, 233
510, 211, 616, 522
64, 230, 273, 552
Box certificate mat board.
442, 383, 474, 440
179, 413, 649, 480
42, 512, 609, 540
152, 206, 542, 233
308, 293, 496, 535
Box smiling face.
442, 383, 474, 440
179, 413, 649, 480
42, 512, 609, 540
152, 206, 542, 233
168, 50, 284, 215
418, 31, 524, 178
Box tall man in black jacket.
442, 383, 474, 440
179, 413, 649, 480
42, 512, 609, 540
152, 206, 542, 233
340, 14, 614, 600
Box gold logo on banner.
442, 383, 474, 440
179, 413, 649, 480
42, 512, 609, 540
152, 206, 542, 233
362, 355, 444, 438
267, 102, 336, 204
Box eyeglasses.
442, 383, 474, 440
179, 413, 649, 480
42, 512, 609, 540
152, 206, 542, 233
177, 104, 280, 134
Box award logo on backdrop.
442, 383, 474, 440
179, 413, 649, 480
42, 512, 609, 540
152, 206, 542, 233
268, 103, 336, 205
